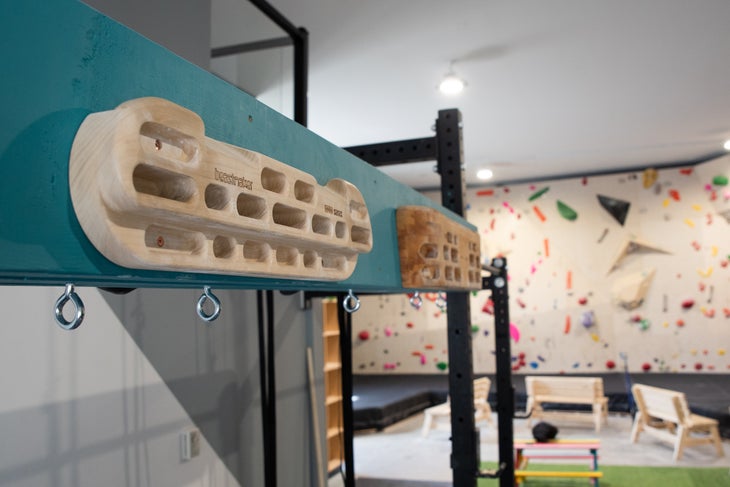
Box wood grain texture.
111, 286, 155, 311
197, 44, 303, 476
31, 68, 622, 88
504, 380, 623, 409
396, 206, 481, 290
69, 97, 372, 280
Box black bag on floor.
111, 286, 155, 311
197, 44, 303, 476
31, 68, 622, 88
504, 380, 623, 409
532, 422, 558, 442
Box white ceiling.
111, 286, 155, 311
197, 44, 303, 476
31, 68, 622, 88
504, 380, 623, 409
213, 0, 730, 189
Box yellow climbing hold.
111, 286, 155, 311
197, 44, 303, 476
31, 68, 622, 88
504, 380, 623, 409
643, 168, 658, 188
718, 349, 726, 356
691, 204, 702, 211
662, 199, 670, 208
690, 349, 698, 356
662, 322, 669, 328
697, 267, 713, 278
590, 333, 600, 342
684, 218, 695, 227
712, 246, 718, 257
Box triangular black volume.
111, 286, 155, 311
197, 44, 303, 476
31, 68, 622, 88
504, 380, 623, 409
597, 194, 630, 226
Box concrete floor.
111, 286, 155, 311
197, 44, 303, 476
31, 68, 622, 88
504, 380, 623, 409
330, 412, 730, 485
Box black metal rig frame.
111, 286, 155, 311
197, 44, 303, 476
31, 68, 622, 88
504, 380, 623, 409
344, 116, 516, 487
213, 4, 516, 486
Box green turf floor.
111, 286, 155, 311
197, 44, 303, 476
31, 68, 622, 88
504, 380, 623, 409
478, 463, 730, 486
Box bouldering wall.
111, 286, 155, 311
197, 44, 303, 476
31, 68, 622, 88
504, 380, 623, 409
353, 156, 730, 374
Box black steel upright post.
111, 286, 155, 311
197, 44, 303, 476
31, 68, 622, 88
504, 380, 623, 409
436, 109, 479, 487
293, 27, 308, 126
337, 295, 355, 487
486, 259, 515, 487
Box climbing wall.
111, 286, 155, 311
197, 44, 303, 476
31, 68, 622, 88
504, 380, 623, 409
353, 156, 730, 374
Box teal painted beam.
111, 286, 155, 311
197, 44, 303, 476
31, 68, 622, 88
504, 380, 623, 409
0, 0, 474, 292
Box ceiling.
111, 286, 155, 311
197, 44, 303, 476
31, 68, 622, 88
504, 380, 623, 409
213, 0, 730, 189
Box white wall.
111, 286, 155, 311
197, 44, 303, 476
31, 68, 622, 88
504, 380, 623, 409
0, 287, 239, 487
353, 156, 730, 375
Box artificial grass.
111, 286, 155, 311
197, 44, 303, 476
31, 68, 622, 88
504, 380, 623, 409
478, 462, 730, 486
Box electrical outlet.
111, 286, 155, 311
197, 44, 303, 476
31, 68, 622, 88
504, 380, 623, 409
180, 429, 201, 461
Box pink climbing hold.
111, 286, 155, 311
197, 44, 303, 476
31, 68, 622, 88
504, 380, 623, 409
509, 323, 521, 343
384, 326, 393, 337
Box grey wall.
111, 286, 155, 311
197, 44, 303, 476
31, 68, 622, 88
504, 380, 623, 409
0, 287, 325, 487
101, 289, 325, 487
83, 0, 211, 69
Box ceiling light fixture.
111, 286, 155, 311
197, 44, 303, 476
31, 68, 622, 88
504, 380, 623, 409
439, 61, 465, 96
476, 168, 493, 180
724, 139, 730, 151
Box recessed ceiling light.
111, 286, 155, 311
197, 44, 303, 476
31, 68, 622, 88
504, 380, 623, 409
476, 168, 493, 180
724, 139, 730, 151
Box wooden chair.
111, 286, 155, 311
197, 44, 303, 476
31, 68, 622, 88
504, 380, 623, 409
631, 383, 724, 460
421, 377, 494, 437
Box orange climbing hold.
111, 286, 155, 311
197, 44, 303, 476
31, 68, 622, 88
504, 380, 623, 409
564, 315, 571, 334
533, 205, 546, 222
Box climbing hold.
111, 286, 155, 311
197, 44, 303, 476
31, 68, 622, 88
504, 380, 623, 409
528, 187, 550, 201
529, 361, 539, 369
605, 360, 616, 369
509, 323, 521, 343
436, 361, 448, 371
642, 168, 658, 188
718, 349, 726, 356
471, 324, 480, 333
358, 330, 370, 341
681, 299, 695, 309
679, 168, 693, 175
533, 205, 547, 222
597, 194, 631, 226
581, 310, 595, 328
713, 175, 729, 186
557, 200, 578, 221
406, 322, 414, 328
384, 327, 393, 337
425, 344, 434, 350
669, 189, 681, 201
578, 297, 588, 305
420, 354, 427, 365
641, 362, 651, 372
482, 298, 494, 315
564, 315, 571, 334
694, 362, 703, 371
590, 333, 600, 342
676, 318, 685, 326
639, 319, 650, 331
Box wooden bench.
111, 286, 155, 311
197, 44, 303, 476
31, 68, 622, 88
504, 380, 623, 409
421, 377, 493, 437
631, 383, 725, 460
525, 376, 608, 432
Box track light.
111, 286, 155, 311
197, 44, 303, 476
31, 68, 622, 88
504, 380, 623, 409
724, 139, 730, 151
439, 62, 465, 96
476, 168, 493, 180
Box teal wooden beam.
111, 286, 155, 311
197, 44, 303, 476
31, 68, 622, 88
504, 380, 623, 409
0, 0, 474, 292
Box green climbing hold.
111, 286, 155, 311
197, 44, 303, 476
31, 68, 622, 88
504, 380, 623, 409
528, 187, 550, 201
557, 200, 578, 221
712, 175, 728, 186
471, 325, 480, 333
436, 361, 448, 371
